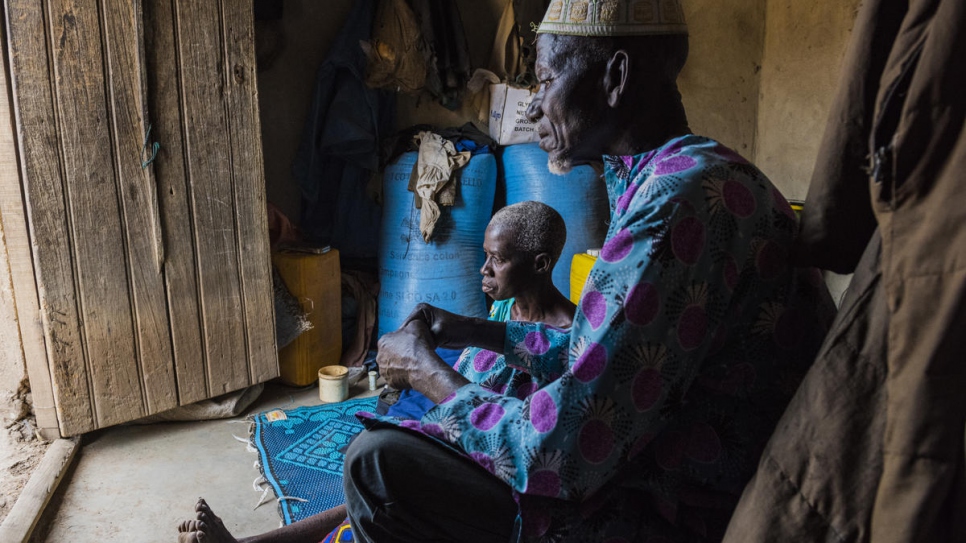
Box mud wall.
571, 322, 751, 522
679, 0, 767, 159
755, 0, 863, 200
0, 220, 25, 413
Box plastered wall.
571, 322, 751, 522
755, 0, 863, 200
679, 0, 766, 158
0, 217, 26, 406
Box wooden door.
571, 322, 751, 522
2, 0, 277, 436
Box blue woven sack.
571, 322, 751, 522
502, 143, 610, 295
378, 152, 497, 336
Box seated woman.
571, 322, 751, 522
176, 201, 576, 543
385, 200, 575, 419
461, 200, 575, 393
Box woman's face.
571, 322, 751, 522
480, 224, 534, 301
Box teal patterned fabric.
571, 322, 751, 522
360, 136, 834, 541
453, 298, 572, 400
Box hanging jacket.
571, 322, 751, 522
728, 1, 966, 541
292, 0, 396, 262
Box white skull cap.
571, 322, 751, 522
536, 0, 688, 37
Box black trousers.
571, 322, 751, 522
343, 426, 519, 543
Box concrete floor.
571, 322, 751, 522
29, 376, 380, 543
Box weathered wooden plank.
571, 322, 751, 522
4, 0, 93, 435
100, 0, 177, 413
0, 437, 79, 542
142, 0, 208, 406
47, 0, 143, 428
0, 7, 59, 439
221, 0, 277, 384
174, 0, 249, 394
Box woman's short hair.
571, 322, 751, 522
489, 201, 567, 265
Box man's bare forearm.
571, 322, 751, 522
404, 304, 508, 352
436, 317, 507, 353
418, 370, 471, 404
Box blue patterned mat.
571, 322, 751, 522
251, 396, 377, 524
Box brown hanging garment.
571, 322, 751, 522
360, 0, 427, 93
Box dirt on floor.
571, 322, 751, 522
0, 378, 49, 525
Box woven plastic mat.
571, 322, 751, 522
251, 396, 377, 524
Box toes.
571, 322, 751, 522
196, 501, 217, 522
197, 509, 223, 529
196, 505, 213, 523
178, 520, 207, 534
200, 512, 225, 534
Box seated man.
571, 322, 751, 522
175, 201, 576, 543
344, 2, 836, 542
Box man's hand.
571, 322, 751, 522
403, 303, 506, 352
376, 318, 469, 404
402, 303, 463, 348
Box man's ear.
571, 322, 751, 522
533, 253, 553, 275
604, 50, 630, 108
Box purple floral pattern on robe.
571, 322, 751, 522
363, 136, 834, 542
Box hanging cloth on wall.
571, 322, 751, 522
408, 131, 470, 242
408, 0, 471, 110
292, 0, 396, 263
360, 0, 427, 94
489, 0, 549, 86
464, 0, 550, 139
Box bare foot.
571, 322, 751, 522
177, 498, 238, 543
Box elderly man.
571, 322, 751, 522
175, 201, 576, 543
179, 2, 834, 541
354, 2, 834, 542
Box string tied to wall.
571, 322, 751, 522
141, 123, 161, 169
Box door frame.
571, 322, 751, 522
0, 11, 59, 440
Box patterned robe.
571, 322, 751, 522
454, 298, 570, 401
364, 135, 834, 541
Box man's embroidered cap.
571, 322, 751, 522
536, 0, 688, 37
